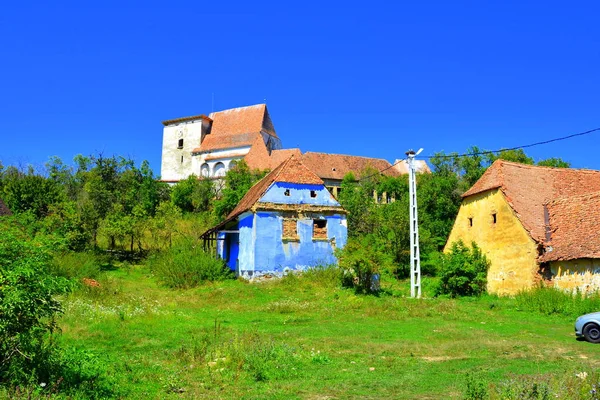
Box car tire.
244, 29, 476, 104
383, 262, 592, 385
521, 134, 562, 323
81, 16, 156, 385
583, 323, 600, 343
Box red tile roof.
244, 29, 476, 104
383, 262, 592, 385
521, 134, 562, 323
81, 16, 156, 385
203, 156, 331, 236
301, 152, 402, 181
541, 191, 600, 262
243, 138, 302, 171
226, 155, 324, 220
463, 160, 600, 244
193, 104, 278, 153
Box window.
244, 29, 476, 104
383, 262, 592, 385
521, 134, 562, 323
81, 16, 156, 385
180, 155, 184, 164
282, 219, 298, 240
214, 162, 226, 177
284, 189, 290, 196
201, 163, 210, 177
468, 217, 473, 227
310, 190, 317, 198
492, 213, 497, 224
313, 219, 327, 239
177, 138, 184, 149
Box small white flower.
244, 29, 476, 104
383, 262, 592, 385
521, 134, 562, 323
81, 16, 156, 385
40, 383, 47, 388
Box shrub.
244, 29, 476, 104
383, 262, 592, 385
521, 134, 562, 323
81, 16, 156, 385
0, 225, 69, 386
336, 235, 393, 294
148, 241, 233, 288
435, 240, 490, 297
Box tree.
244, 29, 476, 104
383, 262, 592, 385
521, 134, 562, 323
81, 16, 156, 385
214, 161, 267, 219
171, 175, 214, 213
537, 157, 570, 168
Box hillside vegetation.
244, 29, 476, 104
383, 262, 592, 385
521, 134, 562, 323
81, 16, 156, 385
0, 149, 582, 398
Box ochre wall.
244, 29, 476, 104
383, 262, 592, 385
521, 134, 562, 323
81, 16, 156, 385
445, 189, 539, 295
550, 259, 600, 293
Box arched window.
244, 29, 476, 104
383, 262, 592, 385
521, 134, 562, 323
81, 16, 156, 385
229, 160, 238, 170
214, 162, 226, 177
201, 163, 210, 178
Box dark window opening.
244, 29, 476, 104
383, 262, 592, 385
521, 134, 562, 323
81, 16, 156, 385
313, 219, 327, 239
492, 213, 497, 224
310, 190, 317, 198
284, 189, 290, 196
178, 138, 184, 149
468, 217, 473, 227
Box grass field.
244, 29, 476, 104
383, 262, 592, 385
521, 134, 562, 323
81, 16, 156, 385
56, 265, 600, 399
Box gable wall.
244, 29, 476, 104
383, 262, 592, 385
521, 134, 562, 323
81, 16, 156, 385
259, 182, 340, 207
445, 189, 539, 295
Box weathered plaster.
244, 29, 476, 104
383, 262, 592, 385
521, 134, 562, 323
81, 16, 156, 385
161, 118, 210, 181
260, 183, 341, 206
445, 189, 539, 296
550, 259, 600, 294
249, 211, 345, 277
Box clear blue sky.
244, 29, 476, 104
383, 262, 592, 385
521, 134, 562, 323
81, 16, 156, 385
1, 1, 599, 174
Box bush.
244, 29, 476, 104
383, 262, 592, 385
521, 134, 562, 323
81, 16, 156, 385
149, 241, 233, 288
0, 225, 69, 386
336, 236, 393, 294
435, 240, 490, 297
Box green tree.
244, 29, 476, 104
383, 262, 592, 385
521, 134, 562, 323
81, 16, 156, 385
171, 175, 214, 213
536, 157, 570, 168
214, 161, 267, 219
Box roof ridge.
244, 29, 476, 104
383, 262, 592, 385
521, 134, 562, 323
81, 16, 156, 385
303, 151, 391, 163
496, 159, 599, 173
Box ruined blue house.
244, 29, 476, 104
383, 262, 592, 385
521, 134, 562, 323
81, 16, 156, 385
202, 155, 347, 279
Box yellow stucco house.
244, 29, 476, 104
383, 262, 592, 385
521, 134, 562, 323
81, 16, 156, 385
445, 160, 600, 295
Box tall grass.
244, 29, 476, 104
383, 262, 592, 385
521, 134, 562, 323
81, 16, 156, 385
515, 286, 600, 318
148, 241, 232, 288
50, 251, 112, 280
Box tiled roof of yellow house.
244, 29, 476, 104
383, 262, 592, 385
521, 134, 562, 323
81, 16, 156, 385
301, 152, 401, 181
462, 160, 600, 243
541, 191, 600, 262
193, 104, 277, 153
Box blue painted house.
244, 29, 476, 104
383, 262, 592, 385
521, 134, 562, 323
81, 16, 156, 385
202, 155, 347, 279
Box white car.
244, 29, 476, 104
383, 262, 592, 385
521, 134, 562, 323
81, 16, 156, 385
575, 312, 600, 343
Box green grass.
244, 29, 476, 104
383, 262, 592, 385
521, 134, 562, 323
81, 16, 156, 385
54, 266, 600, 399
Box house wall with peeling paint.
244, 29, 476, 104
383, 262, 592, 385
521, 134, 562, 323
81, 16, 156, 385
550, 259, 600, 293
445, 188, 539, 295
224, 183, 347, 279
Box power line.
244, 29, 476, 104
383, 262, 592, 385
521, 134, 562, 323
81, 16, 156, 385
359, 126, 600, 182
426, 127, 600, 160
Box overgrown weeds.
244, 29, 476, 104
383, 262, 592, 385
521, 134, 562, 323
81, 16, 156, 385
515, 286, 600, 318
148, 240, 233, 288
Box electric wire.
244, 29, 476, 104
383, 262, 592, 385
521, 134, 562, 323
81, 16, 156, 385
359, 126, 600, 182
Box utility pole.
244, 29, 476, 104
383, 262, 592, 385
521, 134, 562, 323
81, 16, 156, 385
406, 148, 422, 298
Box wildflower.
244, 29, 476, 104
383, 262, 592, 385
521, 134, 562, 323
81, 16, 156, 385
576, 371, 588, 380
40, 383, 47, 388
